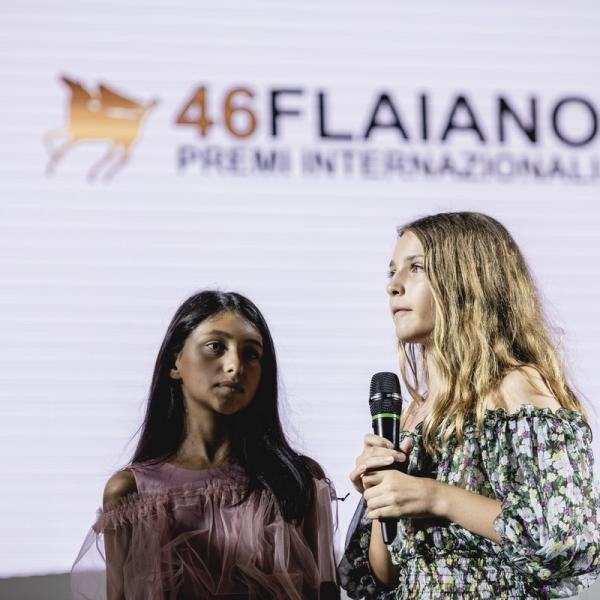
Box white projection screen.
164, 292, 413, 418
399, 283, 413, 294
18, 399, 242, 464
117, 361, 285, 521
2, 2, 600, 598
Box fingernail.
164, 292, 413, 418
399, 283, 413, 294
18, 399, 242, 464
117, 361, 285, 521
396, 453, 405, 461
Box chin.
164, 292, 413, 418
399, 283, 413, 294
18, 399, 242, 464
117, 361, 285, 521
396, 328, 430, 345
216, 400, 252, 416
395, 327, 417, 343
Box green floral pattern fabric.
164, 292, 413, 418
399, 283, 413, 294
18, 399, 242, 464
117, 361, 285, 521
339, 405, 600, 599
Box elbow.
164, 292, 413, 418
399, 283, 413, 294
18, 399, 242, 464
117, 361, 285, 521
372, 566, 399, 590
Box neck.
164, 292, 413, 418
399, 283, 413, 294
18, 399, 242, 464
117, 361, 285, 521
175, 395, 232, 468
400, 345, 441, 430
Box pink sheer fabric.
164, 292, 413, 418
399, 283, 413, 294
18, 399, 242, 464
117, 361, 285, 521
71, 462, 338, 599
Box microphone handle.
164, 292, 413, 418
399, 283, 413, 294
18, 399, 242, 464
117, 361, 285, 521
371, 415, 401, 452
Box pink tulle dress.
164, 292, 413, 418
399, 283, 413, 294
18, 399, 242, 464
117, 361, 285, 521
71, 462, 338, 599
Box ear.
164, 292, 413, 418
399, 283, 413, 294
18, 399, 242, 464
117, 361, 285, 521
170, 352, 182, 380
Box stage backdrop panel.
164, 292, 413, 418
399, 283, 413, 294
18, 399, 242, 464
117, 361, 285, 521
1, 3, 600, 595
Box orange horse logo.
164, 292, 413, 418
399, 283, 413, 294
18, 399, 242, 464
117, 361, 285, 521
45, 76, 158, 180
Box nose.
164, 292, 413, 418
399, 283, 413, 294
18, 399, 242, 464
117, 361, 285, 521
224, 349, 242, 376
386, 272, 404, 296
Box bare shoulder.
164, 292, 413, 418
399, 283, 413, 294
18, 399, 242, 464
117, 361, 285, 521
103, 469, 137, 510
487, 366, 562, 414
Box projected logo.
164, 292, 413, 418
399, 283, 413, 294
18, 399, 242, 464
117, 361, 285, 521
45, 76, 158, 180
43, 77, 600, 184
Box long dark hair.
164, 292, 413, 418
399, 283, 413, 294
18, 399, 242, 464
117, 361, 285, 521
131, 290, 324, 522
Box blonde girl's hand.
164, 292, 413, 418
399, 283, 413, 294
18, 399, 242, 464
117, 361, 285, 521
362, 468, 438, 520
349, 434, 413, 494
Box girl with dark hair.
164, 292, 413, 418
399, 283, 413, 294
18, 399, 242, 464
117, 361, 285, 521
72, 290, 338, 600
340, 212, 600, 599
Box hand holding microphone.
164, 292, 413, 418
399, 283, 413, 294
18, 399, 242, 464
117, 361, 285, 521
350, 373, 441, 543
349, 372, 413, 544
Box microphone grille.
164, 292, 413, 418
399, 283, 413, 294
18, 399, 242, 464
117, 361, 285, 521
369, 372, 400, 397
369, 372, 402, 416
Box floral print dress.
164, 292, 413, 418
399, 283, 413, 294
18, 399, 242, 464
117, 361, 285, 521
339, 405, 600, 599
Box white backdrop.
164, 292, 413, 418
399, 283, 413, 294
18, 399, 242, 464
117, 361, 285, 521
1, 2, 600, 591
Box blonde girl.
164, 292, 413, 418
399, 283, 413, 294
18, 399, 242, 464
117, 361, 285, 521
340, 212, 600, 599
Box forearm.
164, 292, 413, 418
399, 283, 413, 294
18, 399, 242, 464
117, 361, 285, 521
432, 480, 503, 544
368, 519, 400, 588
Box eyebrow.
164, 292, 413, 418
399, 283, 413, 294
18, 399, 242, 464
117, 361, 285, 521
200, 330, 263, 347
389, 254, 424, 268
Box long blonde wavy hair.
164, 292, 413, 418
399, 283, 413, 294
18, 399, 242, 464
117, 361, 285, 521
398, 212, 584, 452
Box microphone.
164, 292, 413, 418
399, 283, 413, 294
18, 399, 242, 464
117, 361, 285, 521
369, 372, 404, 545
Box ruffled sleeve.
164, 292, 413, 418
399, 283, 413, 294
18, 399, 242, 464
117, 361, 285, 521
338, 497, 398, 599
481, 404, 600, 597
302, 477, 340, 597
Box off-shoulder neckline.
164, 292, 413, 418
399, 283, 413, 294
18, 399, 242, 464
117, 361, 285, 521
132, 461, 245, 476
401, 403, 586, 436
482, 403, 584, 422
161, 461, 244, 474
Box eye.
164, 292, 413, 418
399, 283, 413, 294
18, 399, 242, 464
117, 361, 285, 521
243, 347, 262, 362
205, 341, 226, 353
387, 270, 396, 279
410, 263, 424, 273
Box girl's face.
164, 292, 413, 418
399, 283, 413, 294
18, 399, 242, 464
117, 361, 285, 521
170, 311, 263, 416
387, 231, 435, 344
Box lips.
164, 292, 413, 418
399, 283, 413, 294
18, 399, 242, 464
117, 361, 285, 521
216, 381, 243, 392
392, 307, 411, 315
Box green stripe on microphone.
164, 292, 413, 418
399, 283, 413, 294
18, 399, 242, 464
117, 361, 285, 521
372, 413, 400, 420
